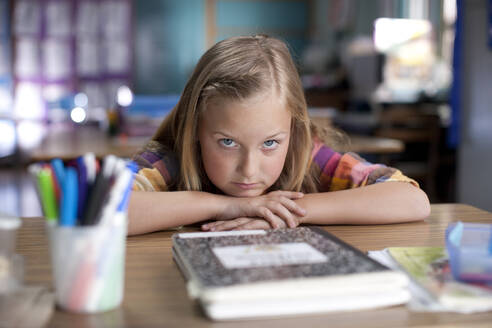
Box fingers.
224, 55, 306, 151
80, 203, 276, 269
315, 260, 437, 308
257, 195, 306, 228
202, 218, 251, 231
267, 191, 307, 222
202, 218, 273, 231
259, 205, 294, 228
211, 190, 307, 231
278, 197, 307, 218
201, 221, 221, 231
233, 219, 271, 231
258, 208, 288, 229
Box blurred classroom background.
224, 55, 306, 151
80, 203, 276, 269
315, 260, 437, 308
1, 0, 491, 217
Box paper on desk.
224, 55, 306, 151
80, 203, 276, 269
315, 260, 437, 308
368, 247, 492, 313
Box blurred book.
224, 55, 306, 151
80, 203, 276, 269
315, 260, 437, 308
172, 227, 410, 320
368, 247, 492, 313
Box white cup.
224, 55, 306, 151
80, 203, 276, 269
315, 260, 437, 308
0, 215, 23, 294
0, 215, 21, 257
47, 214, 127, 313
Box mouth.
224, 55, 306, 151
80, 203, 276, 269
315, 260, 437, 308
233, 182, 259, 190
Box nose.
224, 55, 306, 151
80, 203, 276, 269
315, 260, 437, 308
238, 150, 257, 179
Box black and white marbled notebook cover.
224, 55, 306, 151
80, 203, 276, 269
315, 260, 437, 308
172, 227, 389, 288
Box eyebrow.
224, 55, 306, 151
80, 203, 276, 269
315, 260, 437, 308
213, 131, 288, 139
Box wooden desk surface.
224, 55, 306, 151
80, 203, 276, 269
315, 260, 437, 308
347, 134, 404, 155
29, 126, 148, 162
17, 204, 492, 328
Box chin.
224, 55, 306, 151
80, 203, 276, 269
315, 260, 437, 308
226, 189, 264, 198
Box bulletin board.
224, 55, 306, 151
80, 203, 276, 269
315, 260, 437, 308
11, 0, 133, 119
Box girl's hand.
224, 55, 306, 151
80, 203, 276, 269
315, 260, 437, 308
202, 218, 274, 231
215, 190, 306, 228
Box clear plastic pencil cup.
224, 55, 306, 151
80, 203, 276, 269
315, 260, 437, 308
0, 215, 23, 294
47, 214, 127, 313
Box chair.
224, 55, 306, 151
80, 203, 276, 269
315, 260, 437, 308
374, 104, 441, 200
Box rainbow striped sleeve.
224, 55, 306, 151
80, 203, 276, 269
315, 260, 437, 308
132, 141, 179, 192
312, 142, 418, 192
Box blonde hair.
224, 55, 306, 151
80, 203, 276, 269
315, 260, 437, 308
153, 35, 321, 193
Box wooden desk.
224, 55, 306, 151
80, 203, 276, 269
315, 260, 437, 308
29, 126, 147, 162
308, 108, 404, 155
347, 134, 404, 154
17, 204, 492, 327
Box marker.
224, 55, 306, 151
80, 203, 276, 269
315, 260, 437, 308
117, 174, 134, 213
76, 156, 88, 221
117, 162, 137, 212
116, 161, 137, 212
47, 164, 61, 205
83, 153, 97, 186
82, 155, 117, 225
51, 158, 65, 187
60, 167, 78, 226
97, 163, 133, 225
37, 168, 58, 222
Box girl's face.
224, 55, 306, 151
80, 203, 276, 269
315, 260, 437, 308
198, 92, 291, 197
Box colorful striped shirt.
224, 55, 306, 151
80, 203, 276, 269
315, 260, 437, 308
132, 140, 418, 192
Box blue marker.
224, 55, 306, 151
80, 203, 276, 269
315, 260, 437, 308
60, 167, 78, 226
51, 158, 65, 187
126, 161, 138, 173
117, 169, 135, 212
116, 161, 137, 212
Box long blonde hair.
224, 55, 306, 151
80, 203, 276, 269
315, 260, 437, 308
153, 35, 320, 193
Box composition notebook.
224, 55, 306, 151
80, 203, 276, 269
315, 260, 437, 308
172, 227, 410, 320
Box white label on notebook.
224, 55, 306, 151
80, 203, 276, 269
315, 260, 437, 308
178, 230, 267, 239
212, 243, 328, 269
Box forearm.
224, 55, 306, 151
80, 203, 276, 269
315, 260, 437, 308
296, 182, 430, 225
128, 191, 226, 235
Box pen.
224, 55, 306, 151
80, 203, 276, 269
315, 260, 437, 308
82, 155, 117, 225
117, 162, 137, 212
83, 153, 97, 186
97, 162, 133, 225
117, 175, 134, 213
47, 164, 61, 205
51, 158, 65, 187
37, 168, 58, 222
76, 156, 88, 221
116, 161, 137, 212
60, 167, 78, 226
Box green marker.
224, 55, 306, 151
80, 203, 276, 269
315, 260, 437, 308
38, 168, 58, 222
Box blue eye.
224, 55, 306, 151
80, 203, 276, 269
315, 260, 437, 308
219, 138, 236, 148
263, 140, 278, 149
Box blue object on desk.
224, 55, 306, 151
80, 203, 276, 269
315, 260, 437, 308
51, 158, 65, 189
60, 167, 78, 226
446, 222, 492, 283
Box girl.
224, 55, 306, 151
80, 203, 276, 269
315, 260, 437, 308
129, 35, 430, 235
